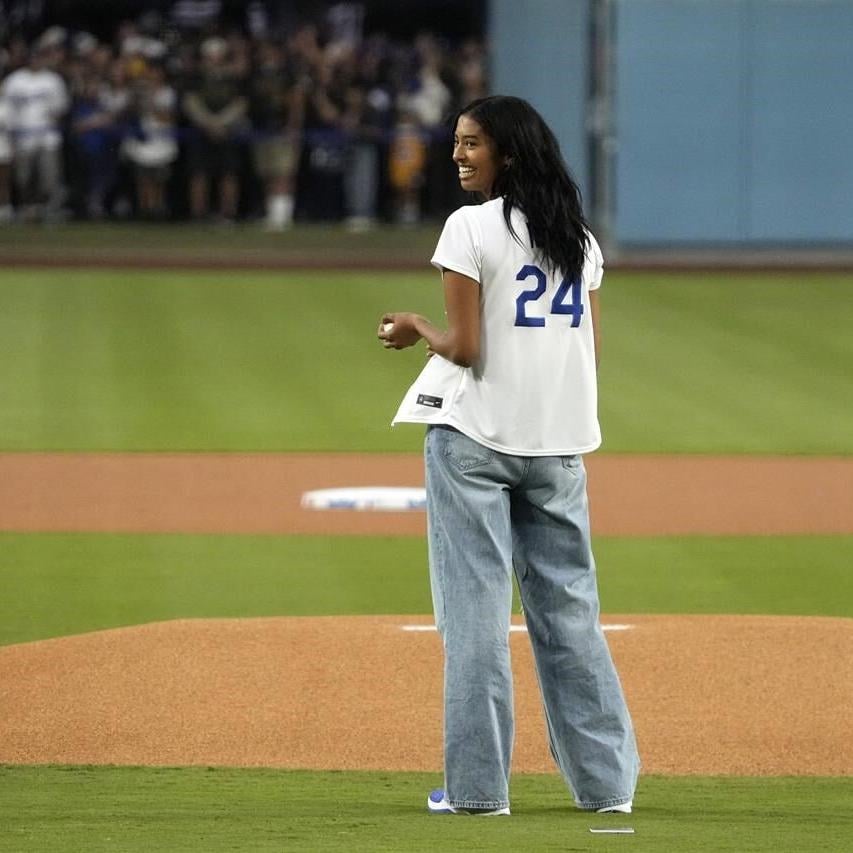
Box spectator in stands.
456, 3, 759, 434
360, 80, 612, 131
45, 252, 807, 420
299, 51, 347, 222
387, 104, 426, 225
0, 10, 488, 226
122, 60, 179, 219
404, 33, 452, 132
341, 83, 379, 231
247, 38, 304, 231
340, 40, 393, 231
0, 32, 68, 221
287, 21, 324, 79
402, 33, 455, 221
68, 58, 130, 219
456, 39, 488, 105
182, 35, 248, 223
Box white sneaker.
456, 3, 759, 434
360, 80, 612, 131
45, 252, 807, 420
427, 789, 510, 816
596, 799, 633, 814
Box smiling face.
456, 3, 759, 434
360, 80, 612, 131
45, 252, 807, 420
453, 114, 501, 199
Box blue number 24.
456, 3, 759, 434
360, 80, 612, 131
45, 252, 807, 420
514, 264, 584, 328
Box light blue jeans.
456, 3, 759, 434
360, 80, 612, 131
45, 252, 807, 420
425, 425, 639, 811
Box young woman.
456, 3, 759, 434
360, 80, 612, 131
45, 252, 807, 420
378, 96, 639, 816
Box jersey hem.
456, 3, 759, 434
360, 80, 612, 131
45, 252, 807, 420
392, 414, 601, 457
446, 419, 601, 456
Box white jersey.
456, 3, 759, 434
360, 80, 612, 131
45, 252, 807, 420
392, 197, 603, 455
0, 67, 69, 152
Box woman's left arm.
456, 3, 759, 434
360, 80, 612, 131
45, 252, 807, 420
378, 270, 480, 368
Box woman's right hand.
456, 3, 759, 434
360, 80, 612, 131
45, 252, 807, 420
377, 313, 423, 350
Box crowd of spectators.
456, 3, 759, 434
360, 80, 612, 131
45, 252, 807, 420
0, 2, 488, 229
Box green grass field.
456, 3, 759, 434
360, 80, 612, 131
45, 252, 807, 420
0, 252, 850, 851
0, 269, 851, 452
0, 532, 850, 646
2, 767, 851, 853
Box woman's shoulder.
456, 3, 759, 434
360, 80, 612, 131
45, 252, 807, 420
440, 202, 487, 235
442, 199, 507, 236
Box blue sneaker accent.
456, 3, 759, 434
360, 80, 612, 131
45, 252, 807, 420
427, 789, 455, 814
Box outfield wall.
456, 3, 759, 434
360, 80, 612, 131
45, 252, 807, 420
490, 0, 853, 246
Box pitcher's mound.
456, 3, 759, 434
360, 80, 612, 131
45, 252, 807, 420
1, 614, 850, 775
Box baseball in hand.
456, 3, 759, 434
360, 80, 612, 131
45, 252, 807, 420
382, 322, 395, 333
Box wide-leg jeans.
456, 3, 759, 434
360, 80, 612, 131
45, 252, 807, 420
425, 425, 639, 811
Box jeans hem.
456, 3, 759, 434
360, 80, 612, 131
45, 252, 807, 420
449, 799, 510, 810
577, 796, 632, 810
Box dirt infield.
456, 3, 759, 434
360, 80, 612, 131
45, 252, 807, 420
2, 452, 852, 536
1, 450, 851, 776
2, 614, 851, 776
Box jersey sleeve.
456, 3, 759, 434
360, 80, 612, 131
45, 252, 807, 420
585, 230, 604, 291
430, 207, 482, 283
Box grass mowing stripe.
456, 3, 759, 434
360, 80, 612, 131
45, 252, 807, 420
0, 269, 442, 453
599, 273, 853, 454
0, 533, 430, 646
0, 766, 850, 853
0, 269, 851, 452
1, 532, 850, 646
596, 535, 853, 617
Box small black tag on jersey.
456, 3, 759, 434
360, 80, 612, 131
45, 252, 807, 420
417, 394, 443, 408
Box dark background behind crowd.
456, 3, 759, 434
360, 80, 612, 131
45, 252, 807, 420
0, 0, 488, 229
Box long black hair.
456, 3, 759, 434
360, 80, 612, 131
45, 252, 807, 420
455, 96, 590, 280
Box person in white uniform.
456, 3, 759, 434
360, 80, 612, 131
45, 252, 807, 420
1, 40, 69, 221
378, 95, 639, 816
